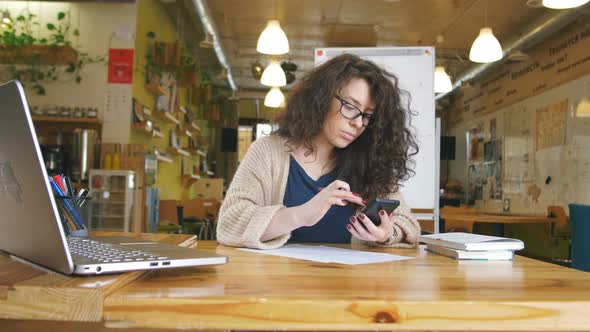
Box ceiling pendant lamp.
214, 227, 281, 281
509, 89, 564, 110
264, 87, 285, 108
542, 0, 589, 9
469, 27, 503, 63
260, 60, 286, 87
256, 20, 289, 55
434, 66, 453, 93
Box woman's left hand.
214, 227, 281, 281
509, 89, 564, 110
347, 210, 395, 243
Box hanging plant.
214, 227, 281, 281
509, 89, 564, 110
0, 11, 105, 95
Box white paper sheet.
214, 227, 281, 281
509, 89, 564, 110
239, 244, 413, 265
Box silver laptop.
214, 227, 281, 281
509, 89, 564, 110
0, 80, 227, 275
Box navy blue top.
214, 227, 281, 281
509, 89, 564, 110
284, 156, 355, 243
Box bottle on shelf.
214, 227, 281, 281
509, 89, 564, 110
112, 145, 120, 170
104, 152, 112, 170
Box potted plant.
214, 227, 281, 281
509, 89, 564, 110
0, 11, 105, 95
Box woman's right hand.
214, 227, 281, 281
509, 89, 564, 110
297, 180, 366, 227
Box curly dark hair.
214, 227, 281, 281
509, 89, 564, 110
274, 53, 419, 201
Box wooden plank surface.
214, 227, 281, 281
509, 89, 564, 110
104, 241, 590, 331
0, 232, 196, 322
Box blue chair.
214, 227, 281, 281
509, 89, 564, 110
569, 204, 590, 272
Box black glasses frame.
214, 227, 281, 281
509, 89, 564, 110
334, 95, 373, 128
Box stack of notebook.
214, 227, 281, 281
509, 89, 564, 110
419, 232, 525, 261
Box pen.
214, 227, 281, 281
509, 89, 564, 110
64, 176, 75, 198
49, 177, 85, 229
52, 175, 66, 192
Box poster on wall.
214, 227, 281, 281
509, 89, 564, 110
108, 48, 134, 84
536, 99, 567, 151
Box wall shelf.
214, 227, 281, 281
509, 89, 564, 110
190, 122, 201, 132
176, 128, 192, 137
132, 123, 153, 135
167, 146, 190, 157
153, 111, 180, 125
156, 155, 173, 163
145, 84, 169, 96
142, 107, 152, 117
182, 174, 201, 186
32, 116, 102, 125
152, 130, 165, 139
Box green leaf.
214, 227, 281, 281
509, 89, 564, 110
39, 38, 47, 44
46, 23, 55, 30
57, 12, 66, 21
73, 29, 79, 36
75, 76, 81, 83
66, 63, 76, 73
33, 84, 45, 95
146, 31, 156, 38
16, 15, 25, 22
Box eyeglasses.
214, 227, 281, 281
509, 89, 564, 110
334, 95, 373, 127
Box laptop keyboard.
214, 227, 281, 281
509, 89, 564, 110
67, 237, 168, 264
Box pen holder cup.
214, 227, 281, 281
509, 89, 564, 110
54, 195, 91, 237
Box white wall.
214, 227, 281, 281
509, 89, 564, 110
3, 1, 137, 143
448, 73, 590, 213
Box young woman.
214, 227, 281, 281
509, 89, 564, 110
217, 54, 420, 249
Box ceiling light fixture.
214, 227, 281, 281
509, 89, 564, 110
256, 20, 289, 55
260, 60, 286, 87
264, 87, 285, 108
469, 1, 503, 63
542, 0, 589, 9
434, 66, 453, 93
469, 27, 503, 63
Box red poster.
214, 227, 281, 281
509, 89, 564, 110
108, 48, 134, 84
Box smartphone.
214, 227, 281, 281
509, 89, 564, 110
361, 199, 400, 226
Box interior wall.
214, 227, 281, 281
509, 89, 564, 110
130, 0, 204, 201
4, 1, 137, 143
448, 73, 590, 213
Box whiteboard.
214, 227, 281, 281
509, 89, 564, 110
315, 47, 436, 210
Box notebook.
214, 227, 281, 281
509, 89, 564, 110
419, 232, 525, 251
425, 243, 514, 260
0, 80, 227, 275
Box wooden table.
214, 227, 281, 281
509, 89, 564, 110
440, 206, 567, 233
3, 233, 590, 331
0, 232, 196, 322
104, 241, 590, 331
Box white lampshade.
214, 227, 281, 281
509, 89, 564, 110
264, 87, 285, 108
542, 0, 589, 9
260, 61, 286, 87
434, 66, 453, 93
256, 20, 289, 55
469, 27, 503, 63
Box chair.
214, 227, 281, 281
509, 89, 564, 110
568, 204, 590, 272
157, 200, 182, 234
179, 198, 222, 240
440, 205, 477, 232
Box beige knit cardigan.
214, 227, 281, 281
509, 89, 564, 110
217, 135, 421, 249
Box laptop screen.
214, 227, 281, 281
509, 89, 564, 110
0, 80, 74, 274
